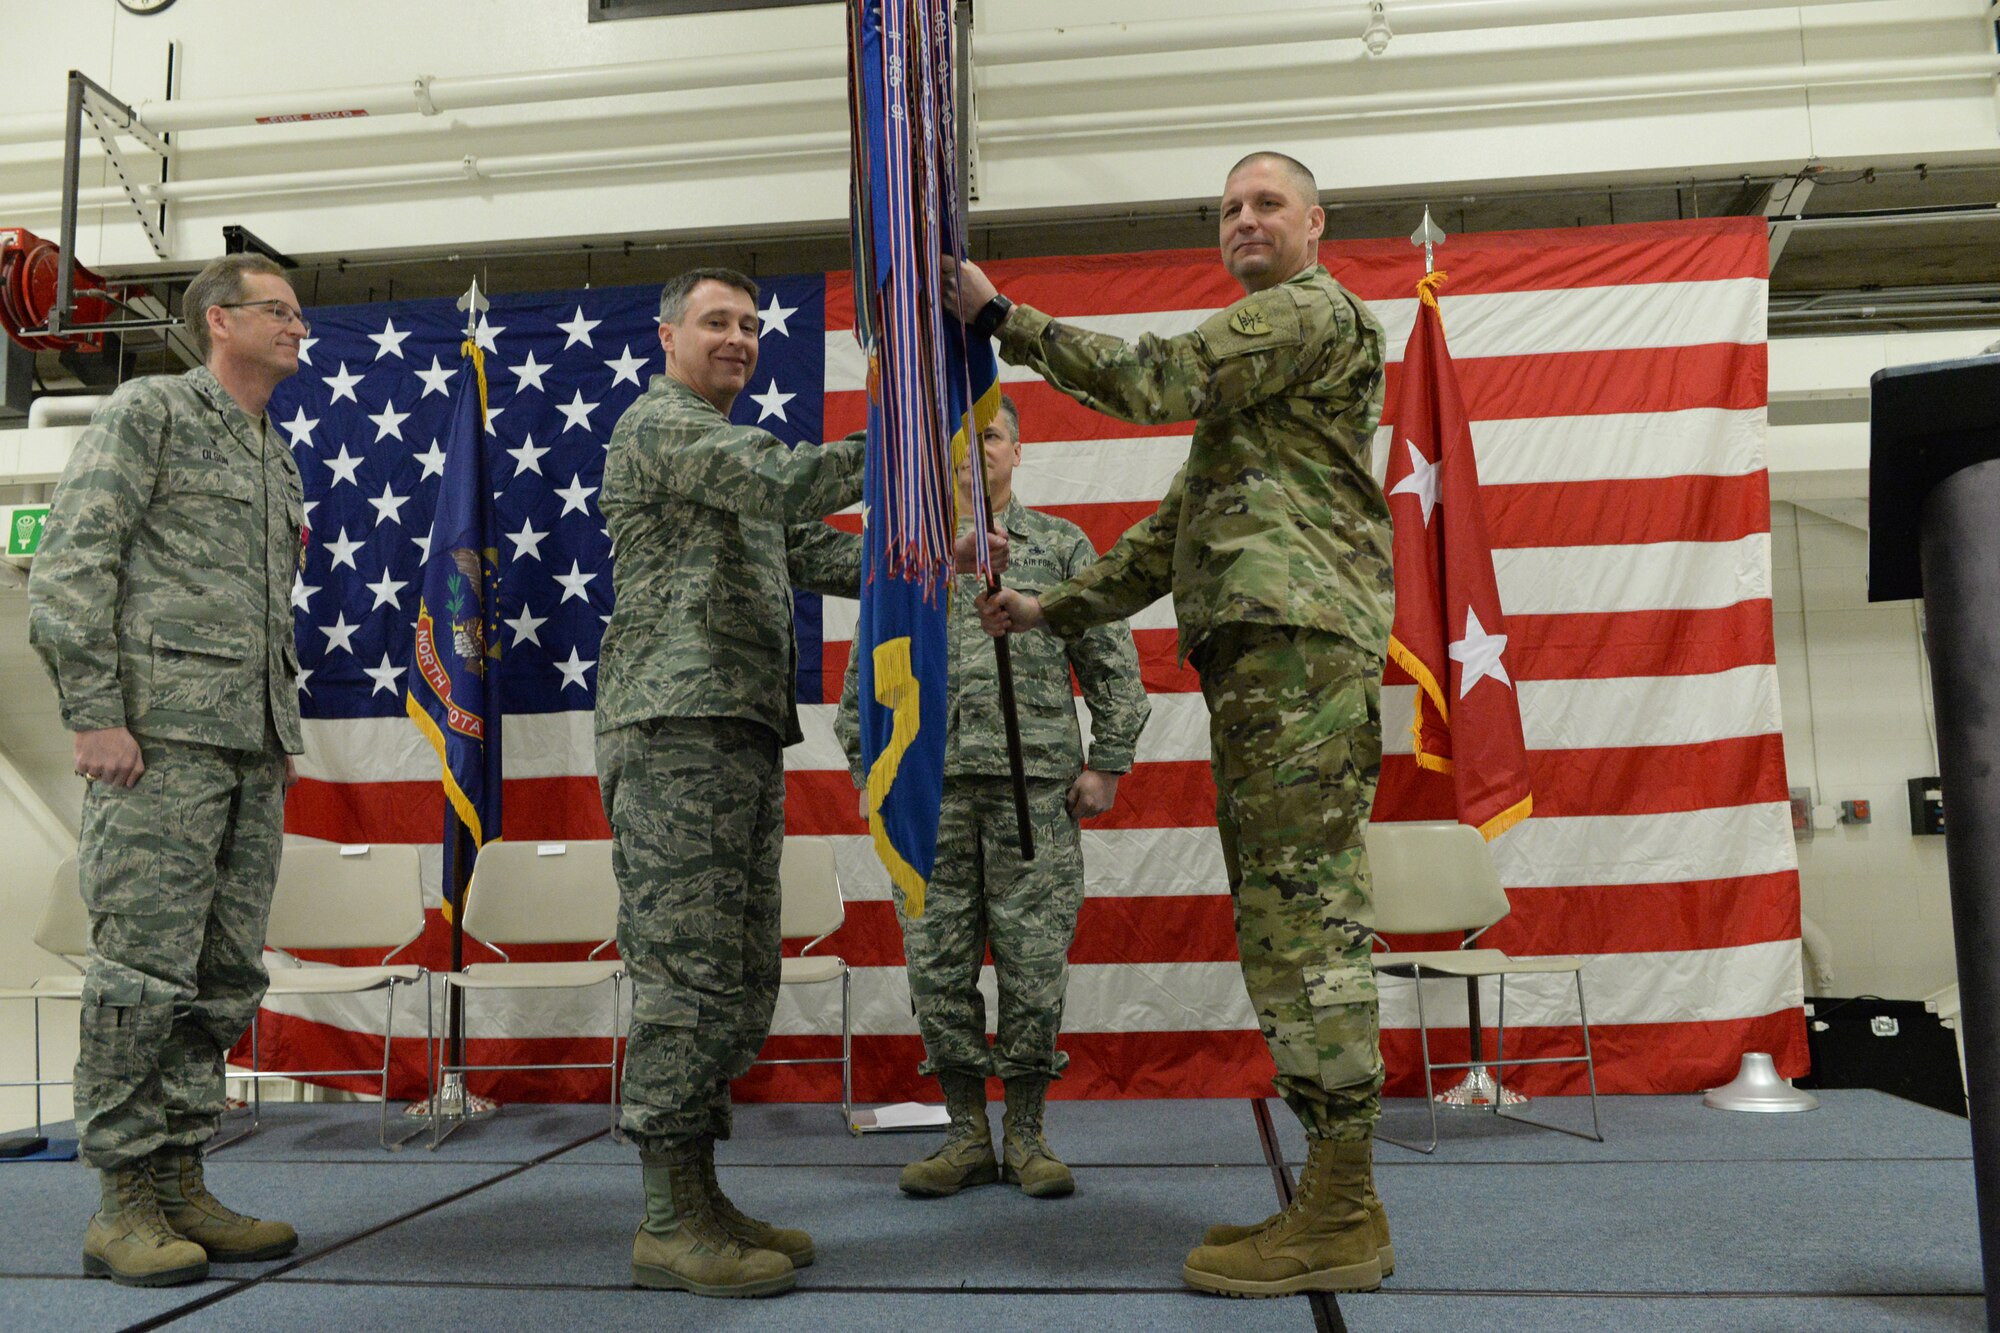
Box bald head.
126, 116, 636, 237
1226, 152, 1319, 209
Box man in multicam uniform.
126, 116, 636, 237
958, 152, 1398, 1298
596, 267, 1004, 1299
29, 254, 311, 1288
835, 394, 1148, 1203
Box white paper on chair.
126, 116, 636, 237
851, 1102, 951, 1132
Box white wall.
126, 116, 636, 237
0, 0, 1992, 270
1772, 503, 1957, 1000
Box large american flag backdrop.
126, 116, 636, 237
256, 215, 1806, 1104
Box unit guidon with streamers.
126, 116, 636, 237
254, 217, 1802, 1103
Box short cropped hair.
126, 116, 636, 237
1226, 151, 1320, 208
995, 393, 1020, 441
182, 253, 287, 360
658, 267, 760, 325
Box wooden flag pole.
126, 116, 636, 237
955, 0, 1034, 861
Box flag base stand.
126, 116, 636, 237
403, 1073, 500, 1122
1434, 1069, 1528, 1109
848, 1102, 951, 1134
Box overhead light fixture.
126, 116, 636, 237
1363, 1, 1393, 56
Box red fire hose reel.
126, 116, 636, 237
0, 227, 131, 354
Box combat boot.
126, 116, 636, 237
696, 1135, 815, 1268
898, 1071, 998, 1197
82, 1166, 210, 1287
1181, 1137, 1382, 1297
152, 1146, 298, 1262
633, 1144, 795, 1298
1201, 1144, 1394, 1276
999, 1076, 1074, 1198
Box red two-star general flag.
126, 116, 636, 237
1383, 272, 1533, 839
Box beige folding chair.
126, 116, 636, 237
434, 841, 625, 1148
748, 838, 853, 1130
234, 843, 431, 1151
0, 857, 88, 1135
1368, 821, 1601, 1153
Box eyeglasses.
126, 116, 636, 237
217, 299, 311, 334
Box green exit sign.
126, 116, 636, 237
5, 505, 49, 559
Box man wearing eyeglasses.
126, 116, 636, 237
29, 253, 310, 1288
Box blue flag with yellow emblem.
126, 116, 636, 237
407, 338, 504, 916
848, 0, 999, 918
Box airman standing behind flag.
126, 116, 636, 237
28, 254, 309, 1287
960, 151, 1398, 1298
837, 395, 1148, 1202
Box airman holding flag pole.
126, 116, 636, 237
961, 151, 1399, 1297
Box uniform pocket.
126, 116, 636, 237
1302, 962, 1383, 1091
630, 985, 698, 1029
149, 620, 251, 715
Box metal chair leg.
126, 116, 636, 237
840, 966, 853, 1133
1377, 968, 1440, 1155
608, 977, 625, 1145
1491, 967, 1606, 1144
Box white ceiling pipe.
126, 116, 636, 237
27, 395, 111, 429
0, 0, 1899, 147
1, 51, 1989, 219
983, 52, 2000, 142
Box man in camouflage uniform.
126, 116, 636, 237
29, 254, 310, 1287
835, 395, 1148, 1202
597, 268, 1004, 1298
958, 152, 1397, 1297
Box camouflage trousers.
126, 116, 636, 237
598, 716, 783, 1152
1195, 624, 1385, 1143
74, 735, 287, 1169
897, 776, 1085, 1084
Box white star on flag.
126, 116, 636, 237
553, 559, 597, 604
363, 652, 407, 697
295, 335, 317, 366
749, 380, 795, 423
367, 482, 410, 527
557, 306, 600, 349
366, 569, 409, 611
323, 445, 364, 488
324, 527, 364, 571
504, 606, 548, 647
320, 612, 360, 655
556, 390, 600, 434
302, 500, 317, 523
323, 362, 364, 405
294, 664, 312, 696
414, 356, 458, 398
367, 399, 411, 442
1448, 606, 1513, 699
281, 406, 318, 450
554, 474, 598, 517
509, 350, 552, 393
553, 647, 596, 692
482, 402, 505, 437
411, 533, 433, 564
290, 572, 318, 612
1390, 439, 1442, 528
413, 440, 448, 480
506, 517, 549, 562
758, 293, 798, 337
322, 446, 362, 488
367, 317, 412, 360
507, 434, 550, 477
604, 344, 648, 388
474, 314, 506, 353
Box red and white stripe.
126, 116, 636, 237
259, 218, 1802, 1103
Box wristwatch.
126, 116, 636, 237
970, 293, 1014, 340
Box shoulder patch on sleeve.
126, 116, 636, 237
1197, 289, 1303, 360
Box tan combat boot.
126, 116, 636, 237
82, 1166, 210, 1287
633, 1144, 795, 1298
153, 1146, 298, 1263
1201, 1144, 1394, 1276
697, 1135, 815, 1268
1000, 1076, 1074, 1198
898, 1071, 998, 1197
1182, 1138, 1382, 1297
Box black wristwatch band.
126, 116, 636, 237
970, 293, 1013, 340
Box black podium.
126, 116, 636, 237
1869, 352, 2000, 1329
